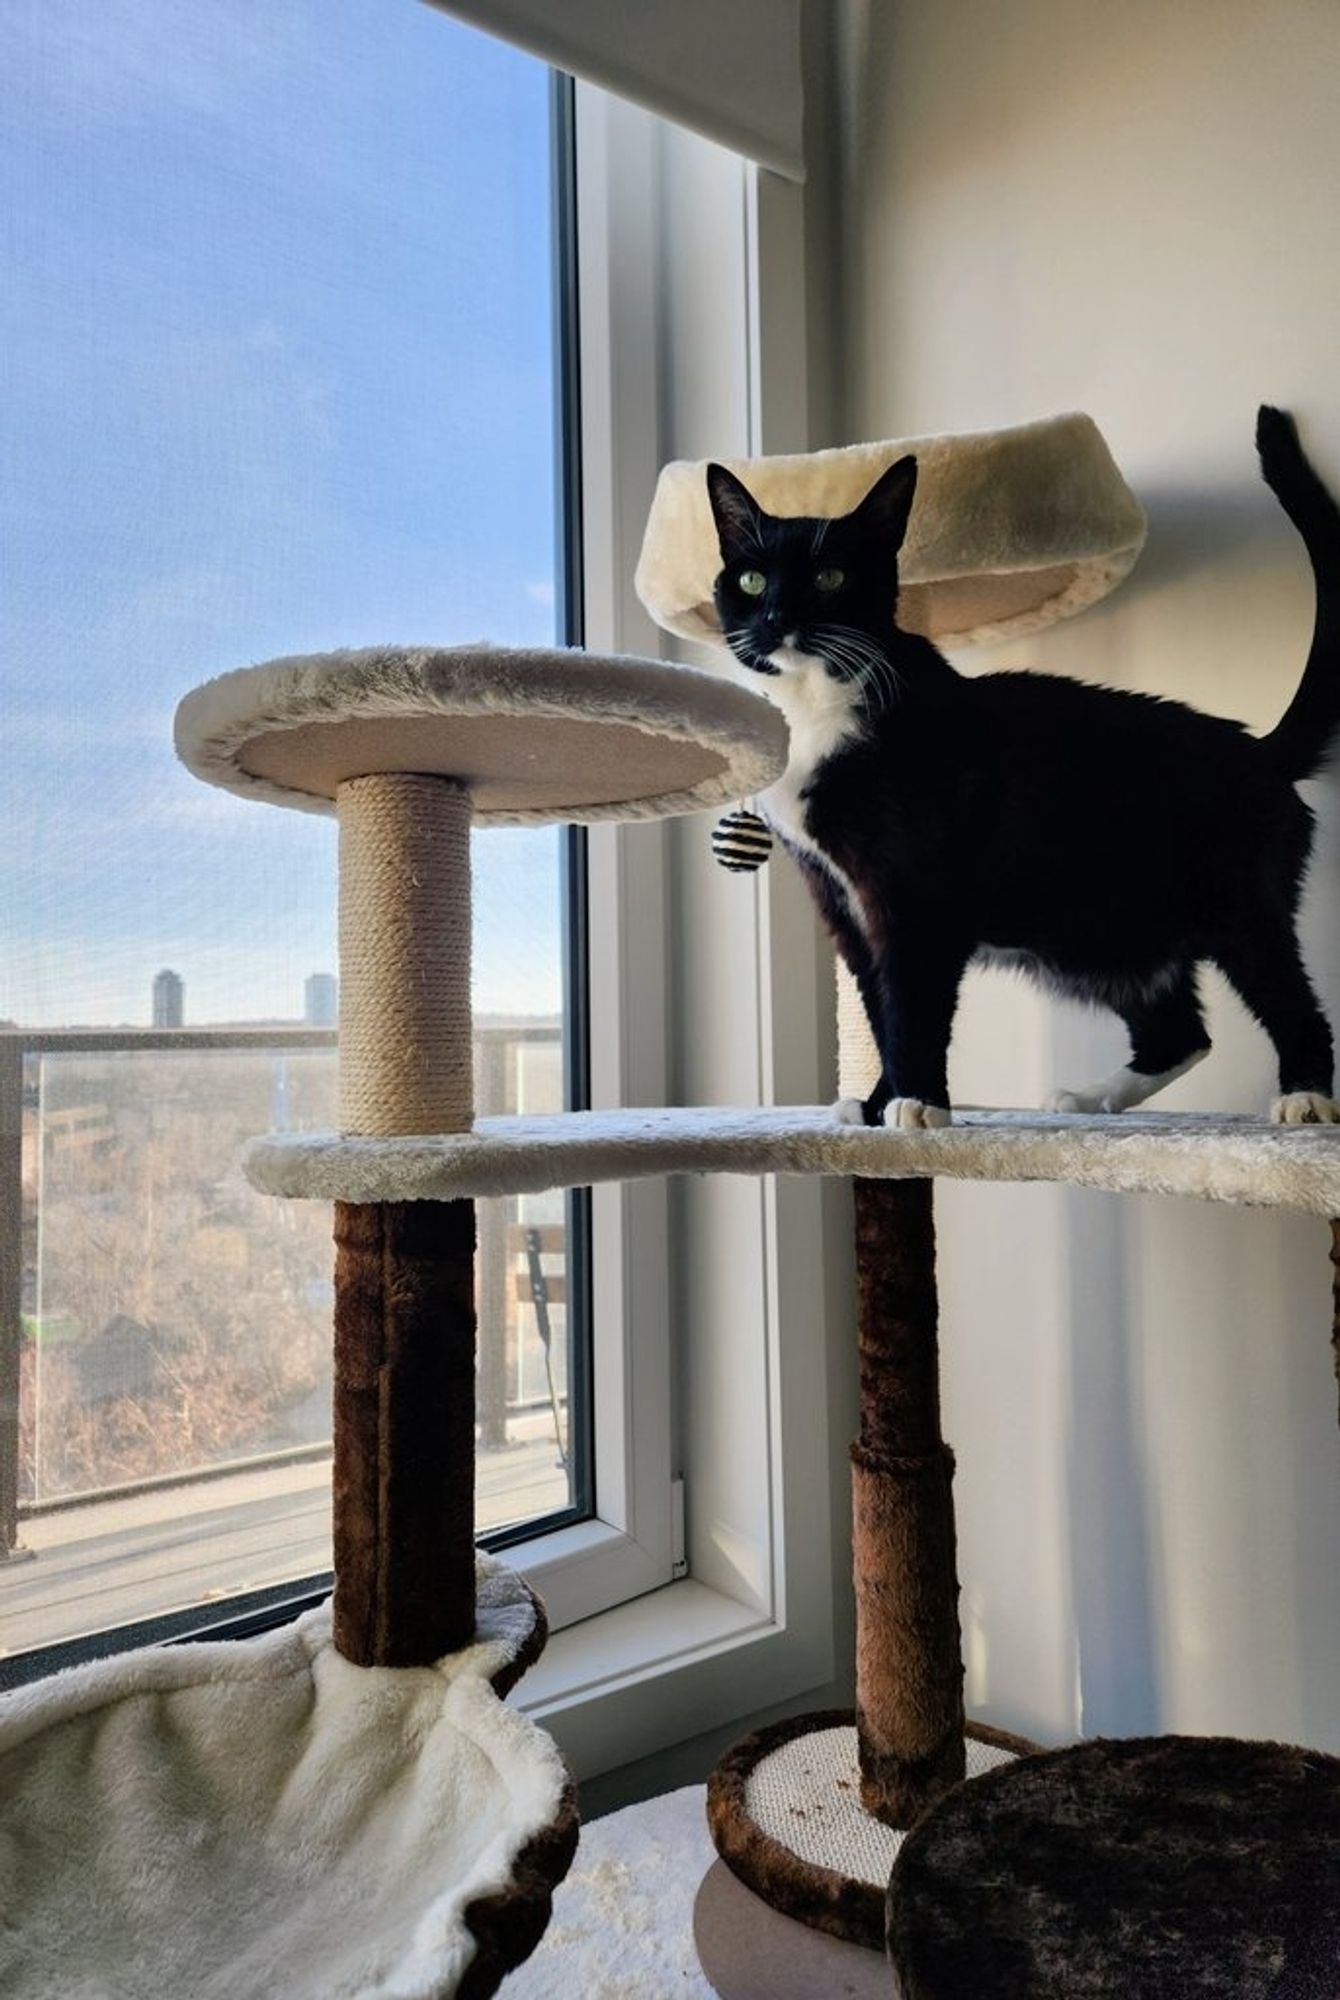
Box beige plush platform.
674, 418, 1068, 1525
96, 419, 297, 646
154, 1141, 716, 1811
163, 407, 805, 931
174, 643, 787, 824
0, 1558, 575, 2000
243, 1105, 1340, 1217
636, 412, 1146, 650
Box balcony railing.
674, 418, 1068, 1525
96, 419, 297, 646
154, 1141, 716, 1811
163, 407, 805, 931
0, 1024, 575, 1655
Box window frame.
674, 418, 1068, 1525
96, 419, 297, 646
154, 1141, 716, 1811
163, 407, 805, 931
504, 84, 857, 1783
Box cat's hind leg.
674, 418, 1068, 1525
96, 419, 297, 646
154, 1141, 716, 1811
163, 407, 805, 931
1047, 970, 1211, 1114
1210, 924, 1339, 1123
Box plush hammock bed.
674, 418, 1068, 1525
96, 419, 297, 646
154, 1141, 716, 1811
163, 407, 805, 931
0, 1559, 574, 2000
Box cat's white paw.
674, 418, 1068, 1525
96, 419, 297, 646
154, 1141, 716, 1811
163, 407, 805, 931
1271, 1091, 1340, 1125
1046, 1051, 1207, 1117
882, 1098, 952, 1130
1046, 1084, 1121, 1113
832, 1096, 866, 1126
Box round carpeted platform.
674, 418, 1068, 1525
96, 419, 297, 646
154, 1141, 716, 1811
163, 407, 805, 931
707, 1712, 1037, 1954
173, 643, 786, 826
886, 1732, 1340, 1999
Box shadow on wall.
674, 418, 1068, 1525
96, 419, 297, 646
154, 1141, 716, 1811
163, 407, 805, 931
1061, 1183, 1340, 1746
1062, 1186, 1161, 1738
1041, 475, 1340, 1745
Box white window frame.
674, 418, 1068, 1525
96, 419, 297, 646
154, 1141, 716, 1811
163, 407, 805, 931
505, 84, 858, 1784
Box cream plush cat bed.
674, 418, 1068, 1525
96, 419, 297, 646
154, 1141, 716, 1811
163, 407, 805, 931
635, 412, 1146, 649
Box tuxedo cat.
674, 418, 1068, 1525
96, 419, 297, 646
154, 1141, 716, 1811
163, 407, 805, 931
707, 408, 1340, 1129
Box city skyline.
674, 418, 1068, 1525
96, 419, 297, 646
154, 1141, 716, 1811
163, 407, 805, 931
4, 965, 562, 1034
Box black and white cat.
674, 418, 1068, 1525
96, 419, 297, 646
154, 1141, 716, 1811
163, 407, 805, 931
707, 407, 1340, 1129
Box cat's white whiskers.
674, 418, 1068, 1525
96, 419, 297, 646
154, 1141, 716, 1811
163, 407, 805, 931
813, 625, 904, 714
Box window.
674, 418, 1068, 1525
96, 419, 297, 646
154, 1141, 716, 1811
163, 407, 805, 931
4, 20, 850, 1789
0, 1, 591, 1670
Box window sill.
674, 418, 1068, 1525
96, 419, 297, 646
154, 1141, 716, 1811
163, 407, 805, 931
508, 1570, 835, 1782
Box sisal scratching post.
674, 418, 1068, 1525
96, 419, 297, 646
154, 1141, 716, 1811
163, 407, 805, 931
636, 416, 1146, 1929
337, 774, 474, 1140
333, 774, 477, 1667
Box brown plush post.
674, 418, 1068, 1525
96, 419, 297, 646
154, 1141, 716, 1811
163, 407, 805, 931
333, 1196, 477, 1666
852, 1176, 966, 1826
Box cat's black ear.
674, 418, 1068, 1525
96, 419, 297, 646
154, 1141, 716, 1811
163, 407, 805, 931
850, 454, 918, 551
706, 463, 766, 557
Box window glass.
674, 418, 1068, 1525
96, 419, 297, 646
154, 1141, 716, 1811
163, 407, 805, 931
0, 0, 583, 1663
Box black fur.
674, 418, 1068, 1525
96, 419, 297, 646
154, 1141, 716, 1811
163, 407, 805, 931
706, 409, 1340, 1125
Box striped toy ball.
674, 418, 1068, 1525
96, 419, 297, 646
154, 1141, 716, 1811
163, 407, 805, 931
712, 808, 772, 872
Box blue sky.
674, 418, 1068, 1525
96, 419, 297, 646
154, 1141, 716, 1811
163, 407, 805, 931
1, 0, 565, 1025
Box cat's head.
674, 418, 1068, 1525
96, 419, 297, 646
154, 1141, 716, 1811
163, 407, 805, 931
705, 456, 917, 686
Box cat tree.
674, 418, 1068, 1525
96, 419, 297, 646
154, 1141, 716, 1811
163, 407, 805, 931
4, 416, 1337, 1998
635, 414, 1340, 1997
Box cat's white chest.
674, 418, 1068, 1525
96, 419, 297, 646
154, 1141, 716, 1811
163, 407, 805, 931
754, 649, 869, 931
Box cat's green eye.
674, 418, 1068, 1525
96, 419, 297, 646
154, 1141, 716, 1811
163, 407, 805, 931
815, 566, 846, 593
738, 568, 767, 597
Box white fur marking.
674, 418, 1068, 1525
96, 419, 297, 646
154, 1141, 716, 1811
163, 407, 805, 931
833, 1097, 867, 1126
751, 646, 869, 938
1047, 1047, 1207, 1115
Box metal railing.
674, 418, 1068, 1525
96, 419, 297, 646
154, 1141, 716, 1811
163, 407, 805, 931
0, 1022, 568, 1558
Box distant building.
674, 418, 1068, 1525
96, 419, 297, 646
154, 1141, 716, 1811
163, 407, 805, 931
305, 972, 338, 1026
152, 969, 184, 1028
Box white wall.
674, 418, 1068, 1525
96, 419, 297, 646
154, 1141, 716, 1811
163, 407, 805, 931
834, 0, 1340, 1750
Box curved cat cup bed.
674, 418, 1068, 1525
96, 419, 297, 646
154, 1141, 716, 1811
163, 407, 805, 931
635, 410, 1148, 652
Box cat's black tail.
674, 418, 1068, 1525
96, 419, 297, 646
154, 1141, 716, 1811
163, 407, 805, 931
1258, 404, 1340, 781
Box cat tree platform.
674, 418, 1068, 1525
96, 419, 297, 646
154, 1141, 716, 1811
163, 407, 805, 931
242, 1102, 1340, 1215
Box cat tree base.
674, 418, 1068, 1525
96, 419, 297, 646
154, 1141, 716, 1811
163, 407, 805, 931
702, 1714, 1035, 1963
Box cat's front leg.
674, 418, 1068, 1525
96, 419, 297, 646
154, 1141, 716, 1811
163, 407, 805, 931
792, 852, 888, 1127
862, 932, 969, 1130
